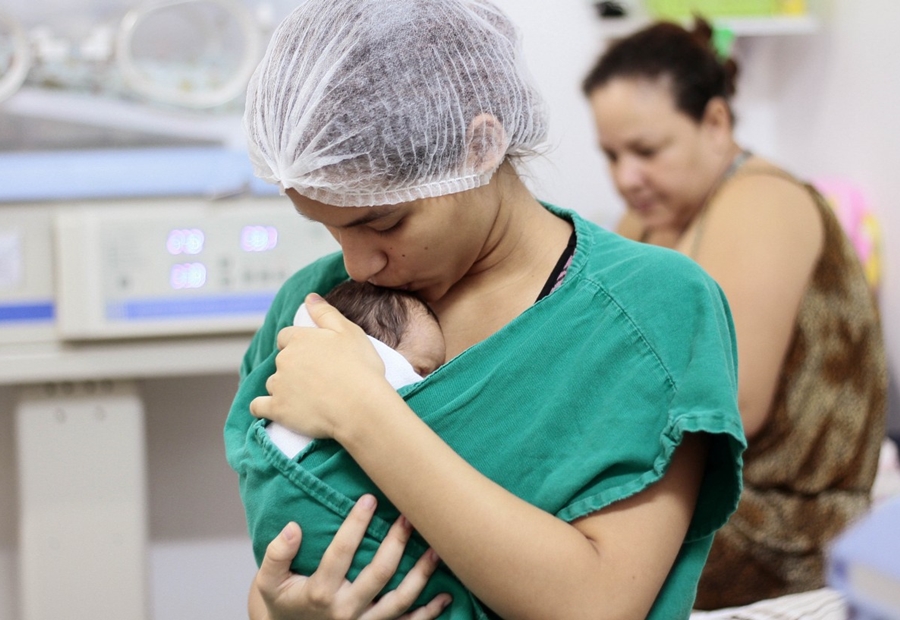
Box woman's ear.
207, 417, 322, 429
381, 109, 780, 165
701, 97, 734, 152
466, 113, 509, 174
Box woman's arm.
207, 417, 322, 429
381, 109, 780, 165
688, 173, 824, 438
253, 296, 711, 620
345, 404, 708, 620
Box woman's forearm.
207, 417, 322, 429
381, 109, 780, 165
336, 390, 700, 620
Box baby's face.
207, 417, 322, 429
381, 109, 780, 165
395, 309, 446, 377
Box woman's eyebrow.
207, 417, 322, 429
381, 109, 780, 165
294, 206, 397, 228
342, 209, 397, 228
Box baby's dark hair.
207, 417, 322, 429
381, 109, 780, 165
582, 17, 739, 123
324, 281, 438, 349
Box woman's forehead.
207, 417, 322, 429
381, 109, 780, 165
593, 76, 677, 117
593, 79, 695, 142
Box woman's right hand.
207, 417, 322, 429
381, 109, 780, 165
249, 494, 452, 620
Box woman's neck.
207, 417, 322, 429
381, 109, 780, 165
675, 143, 751, 255
478, 171, 565, 273
433, 166, 573, 357
640, 143, 746, 249
681, 143, 748, 233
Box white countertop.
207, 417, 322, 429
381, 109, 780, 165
0, 334, 251, 385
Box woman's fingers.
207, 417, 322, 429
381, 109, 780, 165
360, 546, 448, 620
304, 293, 353, 332
255, 522, 306, 602
249, 395, 271, 419
396, 594, 453, 620
272, 295, 349, 351
352, 514, 415, 602
253, 506, 447, 620
275, 325, 300, 351
387, 548, 443, 609
313, 495, 380, 591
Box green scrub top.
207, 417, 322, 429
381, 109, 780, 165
225, 204, 745, 619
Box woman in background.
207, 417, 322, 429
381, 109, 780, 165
582, 19, 888, 609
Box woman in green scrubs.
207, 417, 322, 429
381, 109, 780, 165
225, 1, 745, 618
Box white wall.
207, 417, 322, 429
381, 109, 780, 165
141, 374, 258, 620
0, 387, 20, 620
491, 0, 623, 228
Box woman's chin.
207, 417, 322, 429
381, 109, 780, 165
630, 208, 664, 229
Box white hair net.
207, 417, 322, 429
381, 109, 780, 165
243, 0, 548, 207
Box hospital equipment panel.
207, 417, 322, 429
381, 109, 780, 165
0, 195, 340, 343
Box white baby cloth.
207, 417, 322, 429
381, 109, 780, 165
265, 303, 423, 459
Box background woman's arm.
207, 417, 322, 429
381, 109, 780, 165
689, 174, 823, 438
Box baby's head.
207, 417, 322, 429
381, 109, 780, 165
325, 281, 445, 377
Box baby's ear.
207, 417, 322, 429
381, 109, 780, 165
465, 113, 509, 174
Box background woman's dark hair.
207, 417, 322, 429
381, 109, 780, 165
324, 281, 437, 349
581, 17, 739, 123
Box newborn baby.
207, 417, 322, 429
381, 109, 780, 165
266, 280, 445, 458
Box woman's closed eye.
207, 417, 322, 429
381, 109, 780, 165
371, 218, 404, 236
632, 145, 658, 159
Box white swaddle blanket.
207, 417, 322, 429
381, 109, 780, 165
265, 303, 424, 459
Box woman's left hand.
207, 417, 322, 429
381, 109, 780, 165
250, 496, 451, 620
249, 293, 394, 439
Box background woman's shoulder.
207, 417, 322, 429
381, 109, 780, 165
709, 161, 824, 245
699, 161, 825, 284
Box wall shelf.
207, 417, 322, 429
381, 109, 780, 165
597, 14, 820, 39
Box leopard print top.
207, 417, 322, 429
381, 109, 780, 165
695, 176, 888, 609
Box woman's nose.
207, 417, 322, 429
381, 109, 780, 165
613, 156, 644, 192
336, 229, 387, 282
